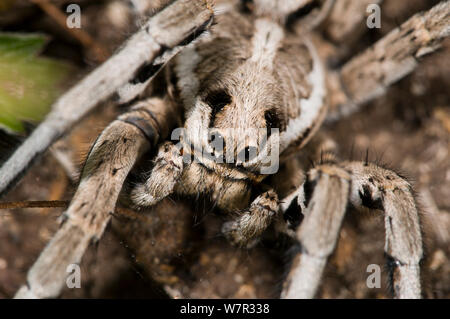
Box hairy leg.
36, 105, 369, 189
14, 97, 178, 298
222, 189, 279, 248
131, 142, 183, 207
281, 160, 423, 299
342, 161, 423, 299
281, 163, 350, 299
327, 1, 450, 120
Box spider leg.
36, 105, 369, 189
281, 160, 423, 299
222, 189, 279, 248
342, 161, 423, 299
14, 97, 178, 298
281, 163, 350, 299
327, 1, 450, 120
131, 141, 183, 207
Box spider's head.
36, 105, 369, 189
174, 13, 315, 176
182, 60, 285, 175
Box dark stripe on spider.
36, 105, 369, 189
204, 90, 232, 128
284, 196, 303, 230
303, 172, 319, 209
131, 107, 162, 136
359, 184, 383, 210
119, 117, 158, 146
130, 62, 164, 84
176, 16, 214, 47
385, 253, 404, 296
291, 127, 312, 149
131, 16, 213, 86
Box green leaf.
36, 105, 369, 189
0, 33, 73, 133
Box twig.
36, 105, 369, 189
0, 200, 68, 209
0, 200, 146, 220
30, 0, 109, 62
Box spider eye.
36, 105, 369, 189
204, 90, 231, 111
264, 109, 280, 137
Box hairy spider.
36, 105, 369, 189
1, 0, 449, 299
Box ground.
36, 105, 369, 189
0, 0, 448, 299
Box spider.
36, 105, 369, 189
1, 0, 449, 299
